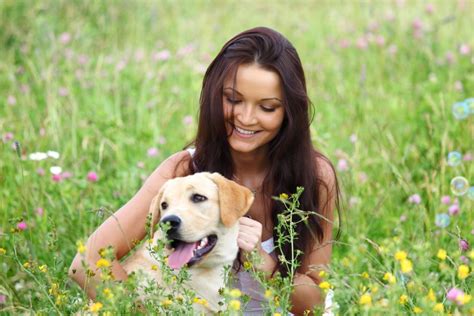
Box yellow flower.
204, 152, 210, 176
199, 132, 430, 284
243, 261, 252, 270
49, 283, 59, 296
394, 250, 407, 261
230, 289, 242, 298
468, 250, 474, 260
229, 299, 241, 311
370, 285, 379, 293
76, 241, 86, 254
406, 281, 415, 290
426, 288, 436, 302
359, 293, 372, 306
399, 294, 408, 305
161, 299, 173, 307
55, 294, 65, 306
341, 257, 350, 267
279, 193, 289, 200
457, 294, 471, 305
273, 313, 282, 316
413, 306, 422, 314
89, 302, 103, 312
383, 272, 396, 284
103, 288, 113, 299
436, 249, 447, 260
361, 272, 369, 279
433, 303, 444, 312
151, 264, 158, 271
39, 265, 48, 273
96, 258, 110, 268
400, 259, 413, 273
193, 297, 208, 306
23, 262, 31, 269
457, 265, 470, 280
0, 248, 6, 255
319, 281, 331, 290
265, 289, 273, 298
318, 270, 327, 278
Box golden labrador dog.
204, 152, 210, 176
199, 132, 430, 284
122, 172, 254, 312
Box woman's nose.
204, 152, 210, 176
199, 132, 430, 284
235, 103, 257, 125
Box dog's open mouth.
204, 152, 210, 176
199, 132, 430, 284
167, 235, 218, 269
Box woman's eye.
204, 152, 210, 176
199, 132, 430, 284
261, 106, 276, 112
226, 97, 241, 105
191, 194, 208, 203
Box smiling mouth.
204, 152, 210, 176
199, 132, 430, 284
167, 235, 218, 269
234, 125, 260, 136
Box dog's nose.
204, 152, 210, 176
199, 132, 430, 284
160, 215, 181, 235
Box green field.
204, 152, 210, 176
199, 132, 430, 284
1, 0, 473, 314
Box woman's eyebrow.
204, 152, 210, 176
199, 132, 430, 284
223, 87, 282, 102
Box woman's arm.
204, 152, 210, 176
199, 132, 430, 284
290, 157, 337, 315
68, 151, 190, 299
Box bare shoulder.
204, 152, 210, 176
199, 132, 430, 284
142, 150, 192, 195
314, 154, 337, 190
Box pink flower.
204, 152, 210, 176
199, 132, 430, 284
59, 32, 71, 44
177, 43, 195, 57
441, 195, 451, 205
460, 255, 469, 264
387, 45, 397, 56
357, 172, 368, 183
459, 44, 471, 55
62, 171, 73, 179
37, 168, 45, 176
17, 221, 27, 231
339, 39, 350, 49
448, 204, 459, 216
447, 288, 464, 303
375, 35, 385, 47
0, 294, 6, 304
337, 159, 349, 172
153, 50, 171, 61
52, 174, 62, 182
147, 147, 159, 157
459, 239, 469, 251
3, 132, 14, 142
425, 3, 435, 14
349, 134, 358, 143
463, 153, 473, 161
36, 208, 44, 216
116, 60, 127, 71
87, 171, 98, 182
158, 136, 166, 145
58, 87, 69, 97
408, 194, 421, 204
446, 52, 455, 65
356, 37, 368, 50
182, 115, 194, 126
7, 95, 16, 105
137, 161, 145, 169
412, 18, 423, 31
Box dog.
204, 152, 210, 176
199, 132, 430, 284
122, 172, 254, 312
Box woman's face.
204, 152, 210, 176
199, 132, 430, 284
223, 63, 285, 155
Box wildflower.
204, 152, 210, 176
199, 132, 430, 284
230, 289, 242, 298
147, 147, 159, 157
76, 241, 86, 254
361, 272, 369, 279
29, 152, 48, 161
273, 313, 282, 316
151, 264, 158, 271
243, 261, 252, 270
447, 288, 463, 301
457, 293, 471, 305
17, 221, 27, 231
7, 95, 16, 105
59, 32, 71, 44
39, 265, 48, 273
279, 193, 289, 200
103, 288, 113, 299
52, 174, 62, 182
0, 248, 6, 255
383, 272, 396, 284
87, 171, 98, 182
47, 151, 60, 159
319, 281, 331, 290
426, 288, 436, 302
337, 159, 349, 171
229, 299, 241, 310
0, 294, 6, 304
433, 303, 444, 312
459, 44, 471, 55
96, 258, 110, 268
408, 194, 421, 204
457, 264, 470, 279
193, 297, 208, 306
153, 50, 171, 61
341, 257, 350, 267
161, 299, 172, 307
394, 250, 407, 261
359, 293, 372, 306
459, 239, 469, 251
55, 294, 65, 306
448, 204, 459, 216
468, 250, 474, 260
50, 166, 62, 175
413, 306, 423, 314
49, 283, 59, 295
437, 249, 447, 260
440, 195, 451, 205
264, 290, 273, 298
89, 302, 103, 312
182, 115, 193, 126
318, 270, 327, 278
399, 294, 408, 304
23, 262, 31, 269
36, 208, 44, 216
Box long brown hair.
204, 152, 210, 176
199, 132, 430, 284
185, 27, 341, 277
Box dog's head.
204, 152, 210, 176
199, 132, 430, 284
149, 172, 254, 270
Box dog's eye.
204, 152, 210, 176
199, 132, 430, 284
191, 194, 207, 203
161, 202, 168, 210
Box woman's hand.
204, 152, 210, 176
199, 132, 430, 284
237, 217, 263, 252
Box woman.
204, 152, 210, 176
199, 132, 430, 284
69, 26, 340, 315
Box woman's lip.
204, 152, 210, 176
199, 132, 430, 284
233, 125, 260, 138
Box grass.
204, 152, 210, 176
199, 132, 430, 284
0, 0, 473, 314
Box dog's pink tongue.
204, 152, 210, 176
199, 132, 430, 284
168, 242, 197, 269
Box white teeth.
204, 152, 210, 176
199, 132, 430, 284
197, 237, 208, 250
235, 126, 256, 135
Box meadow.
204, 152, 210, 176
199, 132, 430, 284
0, 0, 473, 314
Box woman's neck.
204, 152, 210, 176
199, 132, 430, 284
230, 148, 269, 188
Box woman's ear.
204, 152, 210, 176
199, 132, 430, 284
206, 172, 254, 227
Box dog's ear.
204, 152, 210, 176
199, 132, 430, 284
207, 172, 254, 227
149, 183, 166, 228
